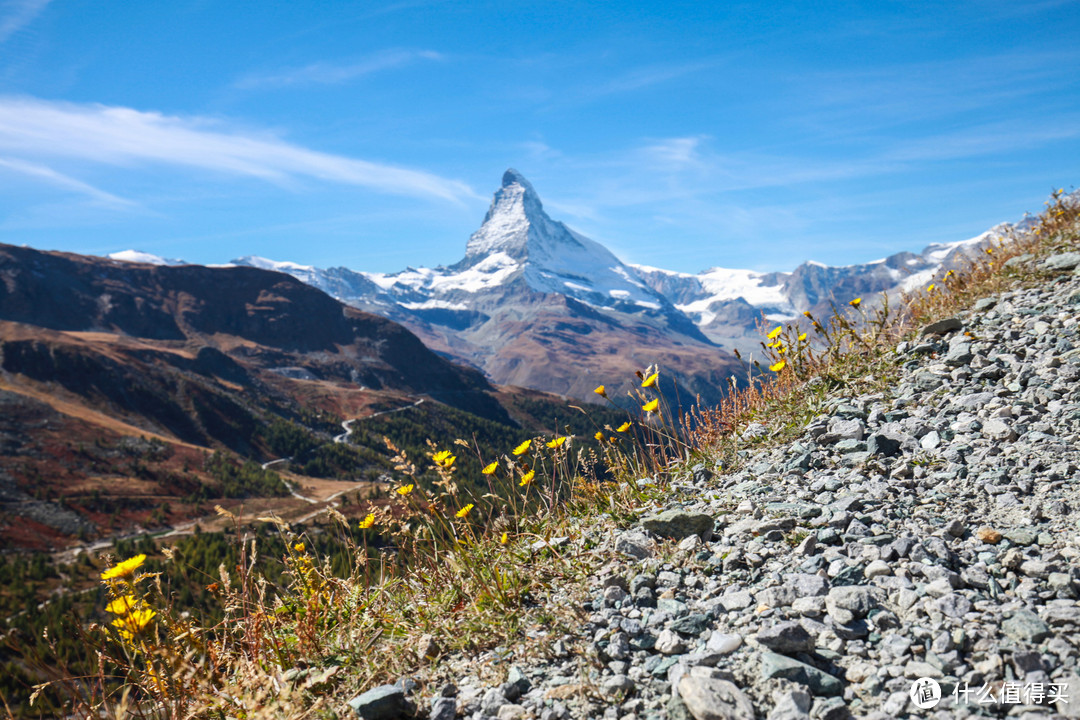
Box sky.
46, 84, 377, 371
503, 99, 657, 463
0, 0, 1078, 274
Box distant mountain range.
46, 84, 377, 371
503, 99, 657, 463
0, 243, 600, 548
109, 169, 1021, 403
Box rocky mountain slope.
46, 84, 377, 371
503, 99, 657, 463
221, 171, 1020, 404
367, 250, 1080, 719
0, 243, 604, 549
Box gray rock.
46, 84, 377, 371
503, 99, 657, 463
641, 509, 715, 540
1042, 251, 1080, 271
656, 628, 689, 655
1002, 609, 1050, 643
671, 613, 709, 636
349, 684, 406, 720
616, 531, 657, 559
755, 621, 815, 654
825, 586, 877, 624
982, 418, 1016, 441
760, 652, 843, 696
429, 696, 456, 720
866, 431, 904, 457
677, 676, 756, 720
602, 674, 635, 698
707, 633, 743, 655
767, 688, 811, 720
921, 317, 962, 335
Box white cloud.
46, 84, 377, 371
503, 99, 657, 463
0, 0, 50, 43
235, 50, 444, 89
0, 156, 135, 206
0, 96, 479, 202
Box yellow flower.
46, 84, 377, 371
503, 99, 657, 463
358, 513, 375, 529
396, 484, 414, 496
641, 372, 659, 388
294, 542, 306, 553
106, 595, 144, 615
802, 311, 813, 318
594, 431, 605, 441
482, 461, 498, 475
456, 503, 474, 518
500, 532, 509, 545
111, 607, 155, 639
519, 470, 535, 487
849, 298, 861, 307
766, 326, 782, 340
769, 360, 786, 372
546, 436, 567, 448
594, 385, 607, 397
432, 449, 456, 467
985, 247, 993, 255
101, 554, 146, 581
797, 332, 807, 341
945, 270, 954, 278
927, 284, 935, 292
512, 440, 532, 456
616, 421, 631, 432
642, 398, 659, 413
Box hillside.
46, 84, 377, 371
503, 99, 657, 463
6, 189, 1071, 720
0, 244, 621, 551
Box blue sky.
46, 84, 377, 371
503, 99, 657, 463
0, 0, 1077, 274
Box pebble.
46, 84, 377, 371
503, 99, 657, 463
421, 232, 1080, 720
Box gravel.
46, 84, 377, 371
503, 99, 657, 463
401, 261, 1080, 719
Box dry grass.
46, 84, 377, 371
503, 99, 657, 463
28, 189, 1080, 720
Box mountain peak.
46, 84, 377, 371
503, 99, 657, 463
501, 167, 535, 192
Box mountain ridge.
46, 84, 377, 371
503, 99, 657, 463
112, 171, 1026, 402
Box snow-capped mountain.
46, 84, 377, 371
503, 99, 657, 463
113, 170, 1036, 403
107, 249, 185, 266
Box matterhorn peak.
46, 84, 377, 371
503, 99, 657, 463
464, 169, 578, 265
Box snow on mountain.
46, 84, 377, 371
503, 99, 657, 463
107, 249, 185, 266
230, 168, 1033, 375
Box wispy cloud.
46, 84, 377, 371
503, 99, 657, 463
236, 49, 444, 89
591, 58, 720, 96
0, 156, 135, 206
0, 96, 479, 202
0, 0, 50, 43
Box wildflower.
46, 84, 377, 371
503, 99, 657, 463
456, 503, 474, 518
985, 247, 993, 255
432, 449, 456, 467
642, 398, 659, 413
849, 298, 861, 307
927, 284, 935, 292
945, 270, 954, 278
641, 372, 659, 388
616, 421, 631, 432
358, 513, 375, 529
767, 326, 782, 340
101, 554, 146, 581
396, 484, 414, 496
519, 470, 535, 487
512, 439, 532, 456
797, 332, 807, 341
802, 311, 813, 318
769, 360, 786, 372
294, 542, 306, 553
546, 436, 568, 448
593, 385, 607, 397
482, 461, 498, 475
111, 607, 156, 640
500, 532, 509, 545
594, 431, 605, 441
106, 595, 144, 615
